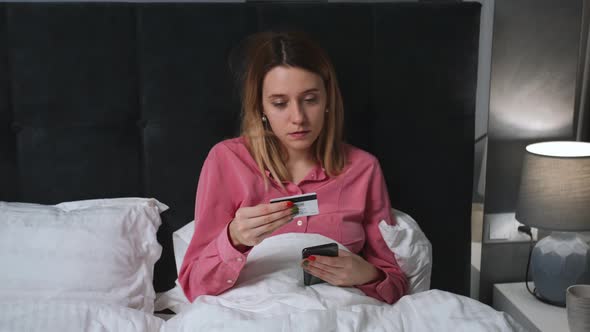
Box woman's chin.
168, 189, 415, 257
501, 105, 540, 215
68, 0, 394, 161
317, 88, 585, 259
284, 140, 314, 153
279, 132, 319, 154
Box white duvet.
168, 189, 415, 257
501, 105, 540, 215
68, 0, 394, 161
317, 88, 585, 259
0, 233, 523, 332
160, 233, 524, 332
0, 300, 164, 332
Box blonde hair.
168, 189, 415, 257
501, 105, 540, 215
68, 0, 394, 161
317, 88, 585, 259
235, 31, 345, 190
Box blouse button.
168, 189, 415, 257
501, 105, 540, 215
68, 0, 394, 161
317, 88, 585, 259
296, 220, 303, 226
227, 279, 233, 284
236, 257, 243, 262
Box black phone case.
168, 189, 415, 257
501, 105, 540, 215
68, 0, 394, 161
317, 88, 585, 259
302, 243, 338, 286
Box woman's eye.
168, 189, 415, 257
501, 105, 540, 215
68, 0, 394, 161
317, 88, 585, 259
272, 102, 287, 108
304, 97, 318, 104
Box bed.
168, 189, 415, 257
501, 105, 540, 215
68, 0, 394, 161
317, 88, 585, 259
0, 2, 522, 331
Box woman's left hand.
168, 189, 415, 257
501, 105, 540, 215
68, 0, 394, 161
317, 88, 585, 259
301, 249, 382, 287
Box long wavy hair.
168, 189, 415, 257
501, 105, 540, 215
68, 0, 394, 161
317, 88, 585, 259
232, 31, 345, 190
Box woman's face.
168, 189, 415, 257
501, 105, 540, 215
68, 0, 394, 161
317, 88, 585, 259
261, 66, 327, 157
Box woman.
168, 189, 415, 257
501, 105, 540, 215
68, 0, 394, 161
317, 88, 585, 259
178, 31, 408, 305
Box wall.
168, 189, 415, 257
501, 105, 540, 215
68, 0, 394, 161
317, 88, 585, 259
479, 0, 585, 304
576, 1, 590, 141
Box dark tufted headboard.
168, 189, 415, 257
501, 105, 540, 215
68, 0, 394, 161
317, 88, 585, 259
0, 2, 480, 296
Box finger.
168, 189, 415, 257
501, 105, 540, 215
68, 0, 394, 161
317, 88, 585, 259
337, 249, 353, 257
236, 201, 293, 219
302, 261, 340, 282
252, 216, 291, 244
310, 259, 346, 272
303, 258, 344, 274
311, 255, 346, 268
253, 228, 276, 245
252, 213, 294, 237
248, 206, 297, 228
239, 212, 293, 246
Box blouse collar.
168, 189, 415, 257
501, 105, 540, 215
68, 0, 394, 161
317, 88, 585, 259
264, 163, 328, 184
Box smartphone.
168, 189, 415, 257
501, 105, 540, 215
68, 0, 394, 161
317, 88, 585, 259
301, 242, 338, 286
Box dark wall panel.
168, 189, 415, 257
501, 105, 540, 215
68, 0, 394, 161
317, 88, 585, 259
137, 4, 254, 291
372, 3, 480, 295
138, 4, 253, 227
16, 126, 142, 203
7, 4, 139, 127
486, 0, 582, 213
138, 4, 252, 126
6, 4, 141, 204
0, 3, 18, 201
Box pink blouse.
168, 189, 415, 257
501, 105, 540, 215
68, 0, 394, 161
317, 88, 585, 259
178, 137, 408, 304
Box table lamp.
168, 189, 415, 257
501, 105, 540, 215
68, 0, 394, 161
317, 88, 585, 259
515, 141, 590, 307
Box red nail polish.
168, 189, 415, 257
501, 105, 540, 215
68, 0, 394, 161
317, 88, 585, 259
286, 201, 294, 208
308, 255, 316, 261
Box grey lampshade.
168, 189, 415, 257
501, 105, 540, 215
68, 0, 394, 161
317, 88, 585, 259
515, 141, 590, 231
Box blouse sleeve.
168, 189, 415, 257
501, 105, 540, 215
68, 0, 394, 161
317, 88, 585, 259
178, 145, 249, 302
354, 159, 409, 304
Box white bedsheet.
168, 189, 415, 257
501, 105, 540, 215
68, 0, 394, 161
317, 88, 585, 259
160, 233, 524, 332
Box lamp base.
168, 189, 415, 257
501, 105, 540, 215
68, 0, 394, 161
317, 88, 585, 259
530, 232, 590, 306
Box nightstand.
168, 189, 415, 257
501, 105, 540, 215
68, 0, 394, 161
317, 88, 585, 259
493, 282, 568, 332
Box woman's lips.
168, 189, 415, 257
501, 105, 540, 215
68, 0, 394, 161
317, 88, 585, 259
288, 131, 310, 139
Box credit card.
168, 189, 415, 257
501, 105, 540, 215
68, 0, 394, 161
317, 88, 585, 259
270, 192, 319, 218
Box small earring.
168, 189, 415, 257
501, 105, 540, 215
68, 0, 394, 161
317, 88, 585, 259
325, 109, 329, 113
262, 114, 267, 122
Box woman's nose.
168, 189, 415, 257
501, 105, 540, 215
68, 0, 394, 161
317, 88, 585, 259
290, 102, 306, 123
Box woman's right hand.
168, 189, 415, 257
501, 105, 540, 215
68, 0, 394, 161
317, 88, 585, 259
229, 201, 298, 249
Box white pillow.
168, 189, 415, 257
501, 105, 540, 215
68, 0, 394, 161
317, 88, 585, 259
0, 198, 168, 313
380, 209, 432, 293
171, 208, 431, 294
